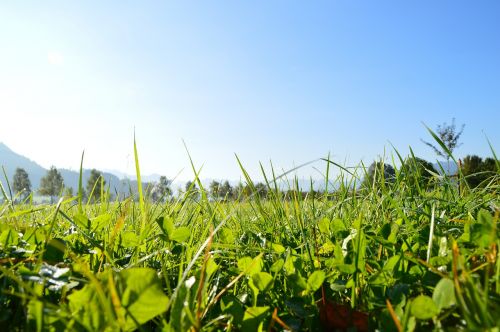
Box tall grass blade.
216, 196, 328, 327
2, 166, 13, 203
78, 150, 84, 213
485, 135, 500, 172
134, 132, 146, 234
423, 123, 458, 164
426, 204, 435, 263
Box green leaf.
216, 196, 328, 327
69, 268, 169, 332
318, 217, 330, 234
337, 264, 356, 274
270, 259, 284, 273
119, 268, 170, 330
43, 238, 66, 263
354, 228, 366, 271
331, 218, 347, 233
156, 216, 174, 236
307, 270, 325, 292
284, 254, 296, 276
121, 231, 140, 248
383, 255, 402, 273
242, 306, 269, 332
432, 278, 456, 310
470, 209, 496, 247
169, 279, 193, 331
206, 257, 219, 280
170, 227, 190, 243
73, 213, 90, 230
368, 271, 392, 286
0, 227, 19, 247
90, 213, 112, 231
238, 256, 263, 276
270, 242, 285, 254
290, 273, 308, 291
252, 272, 274, 292
68, 281, 107, 331
23, 228, 45, 245
318, 241, 335, 255
219, 227, 235, 244
388, 223, 399, 244
411, 295, 439, 320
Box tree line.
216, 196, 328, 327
11, 167, 108, 203
8, 154, 498, 204
6, 119, 498, 203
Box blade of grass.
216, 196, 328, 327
78, 150, 84, 213
485, 135, 500, 172
2, 166, 13, 203
134, 132, 146, 236
426, 204, 436, 263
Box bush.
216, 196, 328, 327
461, 155, 498, 188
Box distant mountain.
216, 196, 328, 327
432, 161, 458, 175
0, 143, 47, 190
0, 142, 149, 197
103, 169, 163, 183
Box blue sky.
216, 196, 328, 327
1, 1, 499, 181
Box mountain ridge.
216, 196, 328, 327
0, 142, 147, 196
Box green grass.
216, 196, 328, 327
0, 144, 499, 331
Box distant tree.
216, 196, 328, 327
12, 167, 31, 201
183, 180, 199, 200
64, 187, 74, 198
254, 182, 268, 198
86, 169, 106, 202
401, 157, 436, 189
422, 118, 465, 161
39, 166, 64, 202
461, 155, 498, 188
209, 181, 221, 200
219, 181, 234, 200
362, 161, 396, 189
151, 176, 172, 202
185, 181, 194, 192
233, 182, 250, 200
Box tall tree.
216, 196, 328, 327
185, 180, 194, 192
151, 176, 172, 202
209, 180, 221, 200
183, 180, 200, 200
39, 166, 64, 202
422, 118, 465, 160
219, 181, 234, 200
254, 182, 268, 198
12, 167, 31, 200
86, 169, 106, 202
233, 182, 250, 200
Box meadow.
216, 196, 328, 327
0, 138, 499, 331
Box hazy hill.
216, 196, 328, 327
432, 161, 458, 175
0, 142, 147, 197
0, 143, 47, 190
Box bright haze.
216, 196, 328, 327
1, 1, 499, 181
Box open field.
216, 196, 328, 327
2, 2, 500, 331
1, 147, 499, 331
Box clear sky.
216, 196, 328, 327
1, 1, 499, 181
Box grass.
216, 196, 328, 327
0, 141, 499, 331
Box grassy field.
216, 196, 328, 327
0, 141, 499, 331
